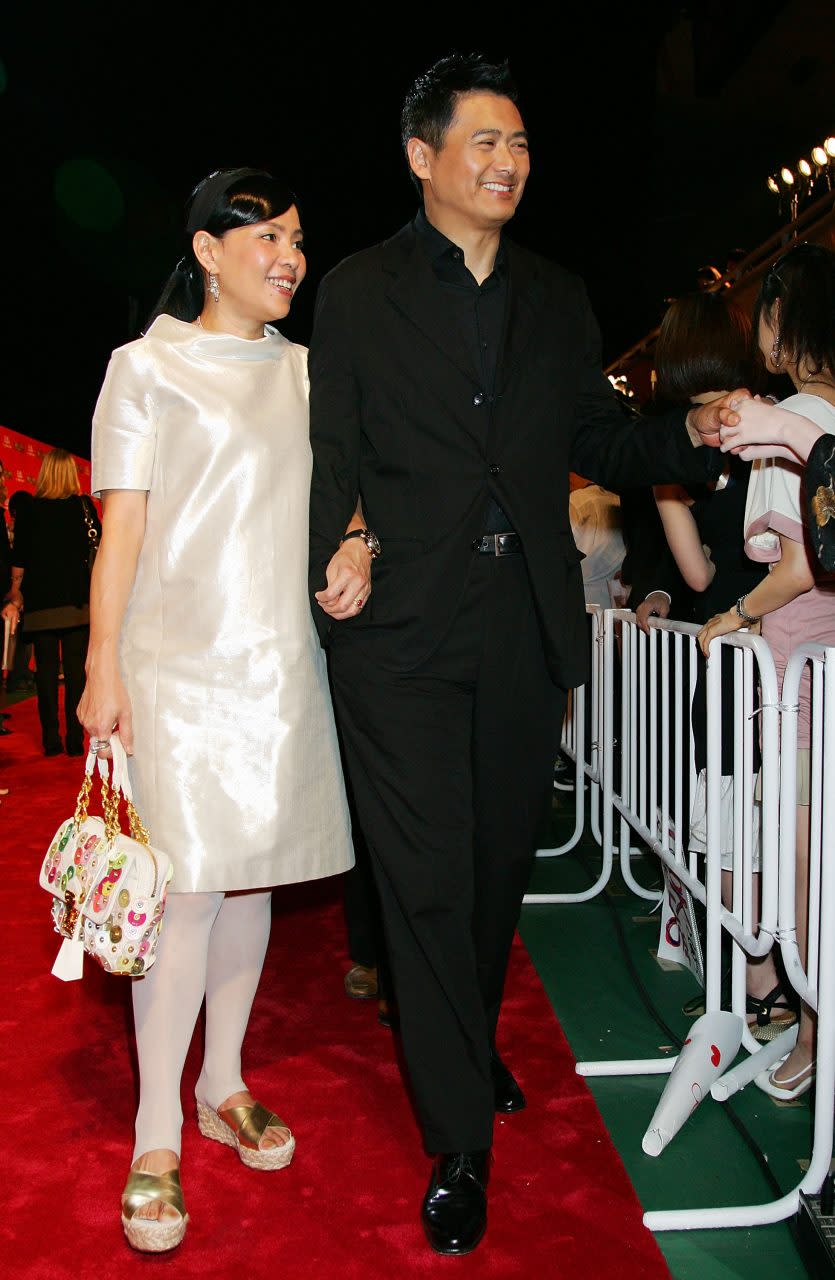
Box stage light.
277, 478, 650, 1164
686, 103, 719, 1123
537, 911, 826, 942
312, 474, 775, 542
798, 158, 813, 178
767, 175, 780, 194
812, 146, 828, 167
780, 167, 795, 186
825, 137, 835, 158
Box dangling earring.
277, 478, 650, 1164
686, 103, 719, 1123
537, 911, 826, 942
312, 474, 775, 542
770, 334, 782, 367
208, 274, 220, 303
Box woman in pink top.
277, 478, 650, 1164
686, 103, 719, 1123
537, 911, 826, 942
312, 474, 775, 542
698, 243, 835, 1100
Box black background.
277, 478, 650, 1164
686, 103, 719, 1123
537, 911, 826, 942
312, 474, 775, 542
2, 2, 833, 455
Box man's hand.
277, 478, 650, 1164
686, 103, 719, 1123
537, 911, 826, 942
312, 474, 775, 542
1, 601, 20, 634
315, 539, 372, 620
687, 389, 753, 448
635, 591, 670, 635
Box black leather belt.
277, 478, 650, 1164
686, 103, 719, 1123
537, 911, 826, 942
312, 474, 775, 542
472, 532, 522, 555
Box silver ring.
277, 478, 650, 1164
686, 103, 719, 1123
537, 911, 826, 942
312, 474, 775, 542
89, 736, 110, 752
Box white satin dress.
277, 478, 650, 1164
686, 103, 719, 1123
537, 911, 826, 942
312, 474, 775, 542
91, 314, 353, 893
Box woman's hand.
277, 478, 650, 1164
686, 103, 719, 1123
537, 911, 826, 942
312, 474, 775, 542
635, 591, 670, 635
697, 608, 746, 658
315, 540, 372, 620
719, 397, 819, 462
77, 654, 134, 755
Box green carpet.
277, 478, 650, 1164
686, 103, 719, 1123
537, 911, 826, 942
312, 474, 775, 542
519, 790, 812, 1279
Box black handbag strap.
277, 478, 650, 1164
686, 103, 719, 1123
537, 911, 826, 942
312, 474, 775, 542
80, 496, 99, 550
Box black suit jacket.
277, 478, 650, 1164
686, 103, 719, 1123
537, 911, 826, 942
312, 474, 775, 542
0, 509, 11, 601
309, 219, 717, 689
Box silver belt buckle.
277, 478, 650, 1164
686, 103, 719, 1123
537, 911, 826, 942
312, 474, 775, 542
491, 534, 502, 555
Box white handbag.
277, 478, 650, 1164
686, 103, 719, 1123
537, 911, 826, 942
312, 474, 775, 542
39, 734, 173, 982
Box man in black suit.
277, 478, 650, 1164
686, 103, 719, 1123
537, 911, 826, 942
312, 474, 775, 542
308, 54, 728, 1256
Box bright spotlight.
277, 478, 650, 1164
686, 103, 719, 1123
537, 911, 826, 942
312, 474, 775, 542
825, 137, 835, 157
798, 158, 813, 178
767, 175, 780, 194
780, 167, 795, 186
812, 145, 828, 167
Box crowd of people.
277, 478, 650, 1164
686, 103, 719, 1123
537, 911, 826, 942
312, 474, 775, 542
1, 50, 833, 1262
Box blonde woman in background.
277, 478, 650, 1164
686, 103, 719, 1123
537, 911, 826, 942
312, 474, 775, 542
4, 449, 99, 756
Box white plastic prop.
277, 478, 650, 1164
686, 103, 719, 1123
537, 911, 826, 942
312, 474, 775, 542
642, 1011, 743, 1157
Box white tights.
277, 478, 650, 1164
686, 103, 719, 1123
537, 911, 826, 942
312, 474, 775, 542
131, 888, 273, 1160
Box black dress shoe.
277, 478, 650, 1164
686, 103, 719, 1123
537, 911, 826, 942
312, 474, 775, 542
421, 1150, 489, 1255
491, 1048, 526, 1113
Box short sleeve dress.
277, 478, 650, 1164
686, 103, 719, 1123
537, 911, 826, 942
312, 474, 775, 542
744, 392, 835, 755
91, 314, 353, 893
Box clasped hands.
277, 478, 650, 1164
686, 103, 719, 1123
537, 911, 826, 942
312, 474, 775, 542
705, 389, 807, 462
688, 387, 794, 460
316, 538, 372, 620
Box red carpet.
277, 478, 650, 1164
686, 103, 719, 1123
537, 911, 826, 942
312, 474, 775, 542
0, 693, 669, 1280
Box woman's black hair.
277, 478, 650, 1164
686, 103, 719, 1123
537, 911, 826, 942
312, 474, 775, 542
654, 291, 764, 403
146, 168, 297, 328
755, 241, 835, 379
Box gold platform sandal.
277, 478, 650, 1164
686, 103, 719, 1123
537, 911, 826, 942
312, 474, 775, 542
196, 1098, 295, 1170
121, 1168, 188, 1252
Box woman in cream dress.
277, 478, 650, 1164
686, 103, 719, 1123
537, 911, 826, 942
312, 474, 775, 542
79, 169, 357, 1253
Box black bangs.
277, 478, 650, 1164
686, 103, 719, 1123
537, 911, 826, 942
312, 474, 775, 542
225, 177, 298, 228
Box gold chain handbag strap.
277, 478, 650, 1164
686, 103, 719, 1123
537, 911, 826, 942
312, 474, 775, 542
73, 770, 93, 828
73, 741, 162, 896
101, 775, 121, 844
72, 760, 121, 842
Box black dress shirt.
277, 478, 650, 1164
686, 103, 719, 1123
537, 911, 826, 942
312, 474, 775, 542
414, 211, 512, 534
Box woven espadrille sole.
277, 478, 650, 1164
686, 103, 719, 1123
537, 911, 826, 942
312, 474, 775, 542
196, 1100, 296, 1170
749, 1013, 798, 1043
121, 1210, 188, 1253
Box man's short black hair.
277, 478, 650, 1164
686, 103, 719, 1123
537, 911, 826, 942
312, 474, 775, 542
400, 53, 518, 191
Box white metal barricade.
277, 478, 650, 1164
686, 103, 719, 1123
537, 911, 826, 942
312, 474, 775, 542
557, 611, 833, 1229
525, 605, 611, 904
645, 641, 835, 1229
523, 608, 835, 1225
578, 614, 781, 1065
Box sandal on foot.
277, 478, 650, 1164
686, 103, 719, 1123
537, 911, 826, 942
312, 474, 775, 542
755, 1055, 815, 1101
197, 1098, 295, 1170
121, 1169, 188, 1253
746, 984, 798, 1042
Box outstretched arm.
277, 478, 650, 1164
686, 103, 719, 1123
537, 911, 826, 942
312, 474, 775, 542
568, 280, 735, 487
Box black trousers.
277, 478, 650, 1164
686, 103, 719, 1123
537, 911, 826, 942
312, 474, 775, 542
329, 554, 565, 1152
32, 626, 88, 752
